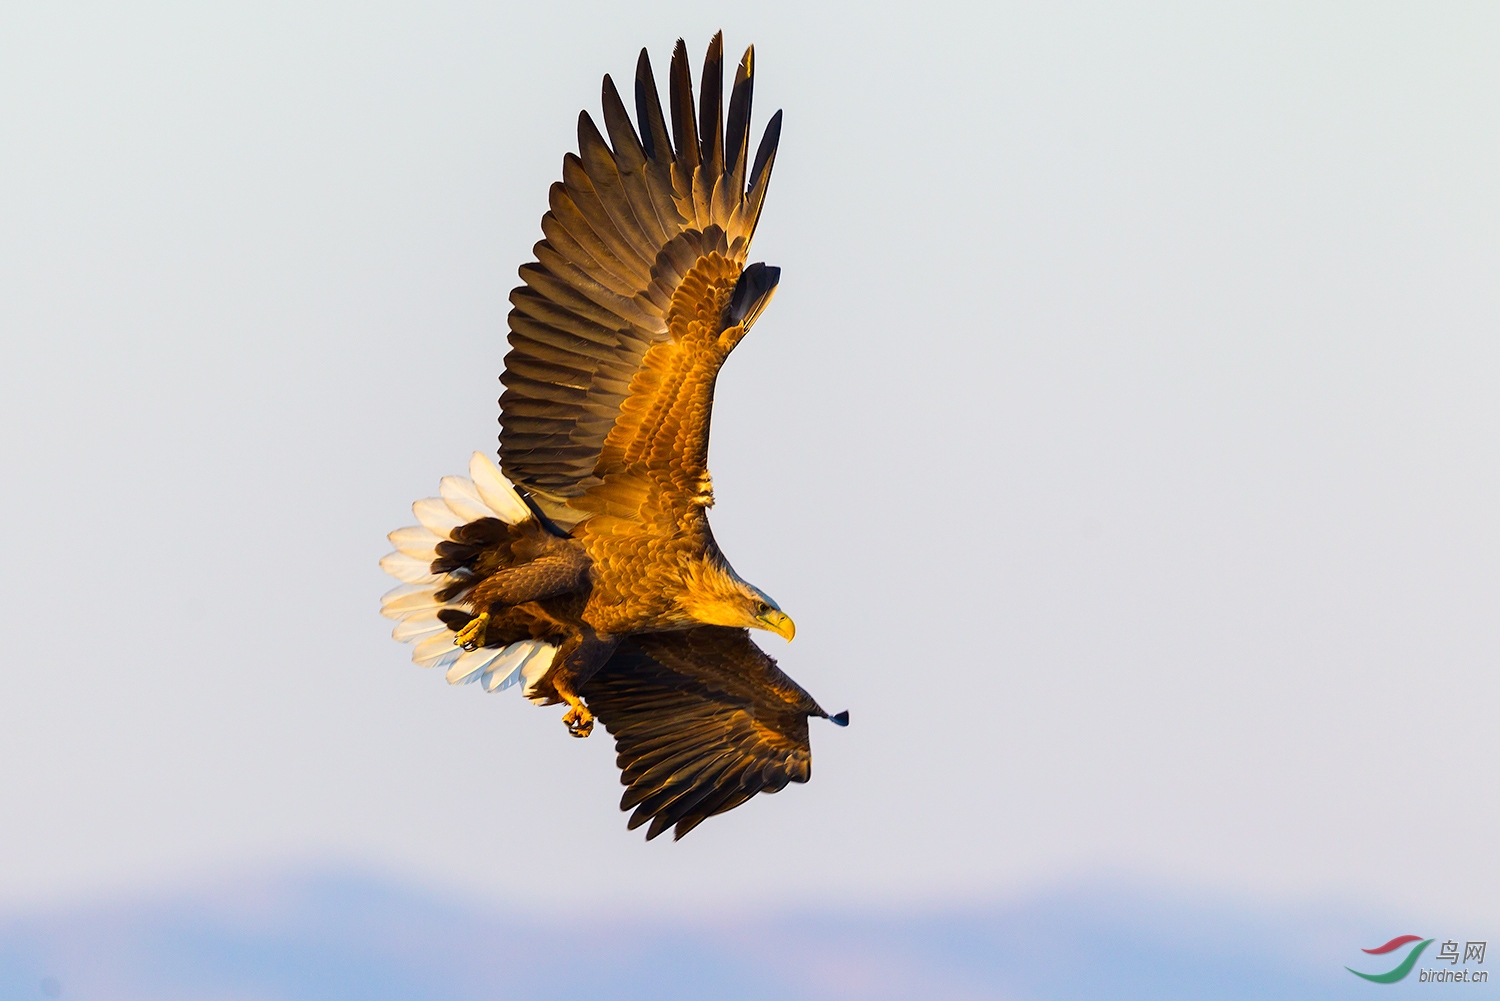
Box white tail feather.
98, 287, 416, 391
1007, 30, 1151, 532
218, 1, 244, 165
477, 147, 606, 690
395, 622, 448, 645
380, 583, 440, 619
439, 476, 492, 523
521, 644, 558, 702
482, 641, 547, 692
413, 497, 465, 537
379, 551, 441, 585
388, 525, 441, 560
391, 608, 446, 643
447, 644, 505, 685
469, 452, 533, 524
381, 458, 552, 700
413, 630, 464, 669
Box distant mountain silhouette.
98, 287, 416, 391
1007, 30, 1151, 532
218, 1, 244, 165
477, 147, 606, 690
0, 871, 1403, 1000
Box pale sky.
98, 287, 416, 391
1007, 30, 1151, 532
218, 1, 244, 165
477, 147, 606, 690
1, 1, 1497, 925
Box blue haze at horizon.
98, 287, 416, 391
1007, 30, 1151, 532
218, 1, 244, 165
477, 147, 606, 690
3, 871, 1493, 1000
0, 1, 1497, 994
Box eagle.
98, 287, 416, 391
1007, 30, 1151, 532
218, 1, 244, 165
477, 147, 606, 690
379, 33, 846, 841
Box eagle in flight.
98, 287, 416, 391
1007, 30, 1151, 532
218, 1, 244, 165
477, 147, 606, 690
380, 33, 846, 841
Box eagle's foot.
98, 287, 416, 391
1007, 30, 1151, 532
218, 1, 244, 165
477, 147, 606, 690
454, 611, 490, 651
562, 703, 594, 739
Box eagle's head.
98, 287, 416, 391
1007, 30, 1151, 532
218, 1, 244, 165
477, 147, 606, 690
679, 557, 796, 641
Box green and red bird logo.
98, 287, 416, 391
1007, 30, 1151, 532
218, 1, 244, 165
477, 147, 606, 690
1347, 935, 1432, 983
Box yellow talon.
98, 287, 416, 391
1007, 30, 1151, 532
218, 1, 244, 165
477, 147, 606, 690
454, 611, 490, 651
562, 704, 594, 738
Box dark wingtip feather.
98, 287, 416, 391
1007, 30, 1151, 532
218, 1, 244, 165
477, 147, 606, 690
724, 262, 780, 326
669, 38, 700, 170
646, 811, 674, 840
829, 710, 850, 727
698, 32, 725, 176
634, 47, 671, 163
741, 108, 782, 242
750, 109, 782, 190
672, 814, 707, 840
725, 45, 754, 190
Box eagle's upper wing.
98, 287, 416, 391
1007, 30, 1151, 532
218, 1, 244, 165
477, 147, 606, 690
499, 33, 781, 532
580, 626, 841, 841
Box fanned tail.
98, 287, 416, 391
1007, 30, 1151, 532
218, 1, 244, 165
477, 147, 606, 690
380, 452, 559, 694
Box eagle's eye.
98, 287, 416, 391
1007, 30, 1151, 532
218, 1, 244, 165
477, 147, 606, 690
754, 600, 770, 615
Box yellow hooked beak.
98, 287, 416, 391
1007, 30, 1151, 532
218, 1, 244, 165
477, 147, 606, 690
757, 609, 796, 642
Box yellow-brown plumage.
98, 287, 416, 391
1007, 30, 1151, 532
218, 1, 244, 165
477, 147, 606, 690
383, 33, 843, 842
571, 252, 749, 635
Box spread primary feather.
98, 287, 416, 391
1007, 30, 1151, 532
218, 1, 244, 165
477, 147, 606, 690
380, 33, 843, 841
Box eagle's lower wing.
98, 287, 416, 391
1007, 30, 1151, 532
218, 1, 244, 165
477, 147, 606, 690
500, 33, 781, 532
581, 626, 831, 841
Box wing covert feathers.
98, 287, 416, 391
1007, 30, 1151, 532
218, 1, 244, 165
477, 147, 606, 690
383, 39, 841, 846
581, 627, 830, 841
500, 34, 782, 528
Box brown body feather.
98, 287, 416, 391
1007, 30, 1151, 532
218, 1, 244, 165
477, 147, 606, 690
414, 34, 840, 839
572, 251, 747, 636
